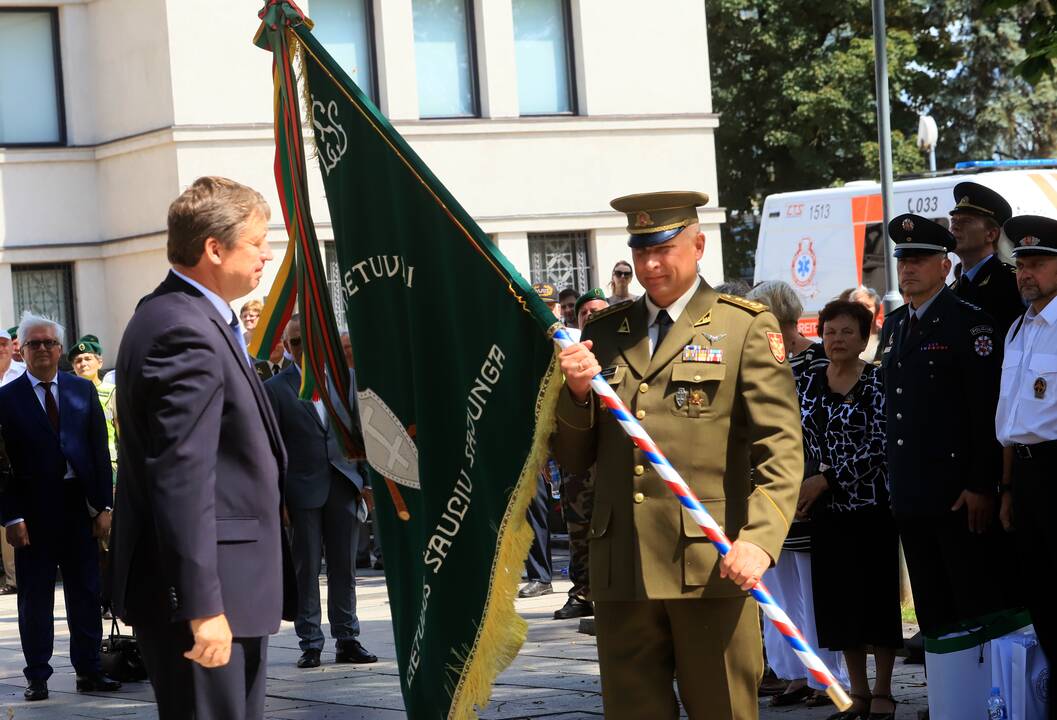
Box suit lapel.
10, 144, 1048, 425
645, 282, 718, 381
283, 366, 325, 431
616, 300, 650, 378
16, 373, 55, 437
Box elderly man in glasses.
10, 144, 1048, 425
0, 312, 119, 702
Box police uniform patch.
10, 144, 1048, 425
970, 324, 994, 336
1035, 377, 1047, 399
974, 335, 994, 357
767, 332, 786, 363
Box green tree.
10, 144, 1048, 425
709, 0, 1057, 280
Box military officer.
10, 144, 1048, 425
880, 214, 1021, 643
996, 215, 1057, 712
949, 182, 1024, 335
553, 191, 802, 719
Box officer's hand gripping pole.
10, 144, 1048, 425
552, 327, 852, 711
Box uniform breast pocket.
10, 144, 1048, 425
1027, 353, 1057, 404
668, 363, 725, 418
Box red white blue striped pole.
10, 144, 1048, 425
552, 327, 851, 711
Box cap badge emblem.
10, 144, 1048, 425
634, 211, 652, 227
901, 218, 915, 232
79, 343, 85, 351
1022, 235, 1041, 246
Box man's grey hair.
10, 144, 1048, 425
17, 311, 65, 347
746, 281, 803, 327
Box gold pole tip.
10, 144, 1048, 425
826, 685, 853, 712
397, 510, 411, 522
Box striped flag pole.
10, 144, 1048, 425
552, 327, 852, 712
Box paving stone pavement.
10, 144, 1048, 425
0, 552, 929, 718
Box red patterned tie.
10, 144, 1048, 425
40, 381, 60, 432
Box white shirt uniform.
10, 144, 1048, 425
996, 297, 1057, 446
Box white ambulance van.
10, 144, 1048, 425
753, 160, 1057, 335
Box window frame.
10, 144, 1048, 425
0, 7, 67, 148
11, 262, 78, 343
515, 0, 578, 117
312, 0, 380, 106
413, 0, 481, 120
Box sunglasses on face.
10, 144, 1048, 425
23, 339, 61, 351
288, 337, 302, 347
613, 270, 632, 278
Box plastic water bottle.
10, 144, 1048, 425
986, 687, 1008, 720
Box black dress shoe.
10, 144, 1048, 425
296, 649, 321, 668
553, 596, 593, 619
24, 682, 48, 701
335, 639, 377, 664
76, 673, 121, 692
518, 580, 553, 598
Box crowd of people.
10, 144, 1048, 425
0, 174, 1055, 720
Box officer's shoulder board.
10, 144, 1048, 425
583, 299, 633, 327
717, 293, 767, 315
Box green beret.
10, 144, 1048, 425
68, 334, 102, 361
574, 288, 608, 317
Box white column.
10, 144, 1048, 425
495, 231, 530, 281
0, 264, 14, 328
373, 0, 420, 120
473, 0, 519, 118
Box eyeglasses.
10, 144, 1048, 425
288, 337, 302, 347
23, 339, 61, 351
613, 270, 633, 278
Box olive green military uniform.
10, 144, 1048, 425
552, 194, 802, 720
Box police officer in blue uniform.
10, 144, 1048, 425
880, 213, 1022, 640
949, 182, 1024, 336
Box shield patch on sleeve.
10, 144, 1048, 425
767, 332, 787, 363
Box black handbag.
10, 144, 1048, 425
100, 619, 148, 682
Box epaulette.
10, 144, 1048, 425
717, 293, 767, 314
583, 299, 633, 327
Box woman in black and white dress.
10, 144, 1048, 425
747, 281, 846, 708
797, 299, 902, 720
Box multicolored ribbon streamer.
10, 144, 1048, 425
551, 326, 852, 712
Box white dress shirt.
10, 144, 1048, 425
0, 360, 25, 387
643, 277, 702, 355
996, 296, 1057, 446
171, 269, 252, 364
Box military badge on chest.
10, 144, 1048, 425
675, 386, 689, 408
974, 335, 994, 357
1035, 377, 1048, 399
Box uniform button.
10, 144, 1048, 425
639, 382, 649, 393
635, 409, 646, 420
929, 361, 934, 366
634, 464, 645, 476
633, 492, 646, 503
896, 388, 903, 395
897, 439, 904, 446
897, 362, 902, 368
896, 413, 903, 420
693, 374, 702, 382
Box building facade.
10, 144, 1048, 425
0, 0, 722, 349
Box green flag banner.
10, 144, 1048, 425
257, 7, 565, 717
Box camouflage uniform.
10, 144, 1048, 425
559, 468, 594, 600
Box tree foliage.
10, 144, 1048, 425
709, 0, 1057, 279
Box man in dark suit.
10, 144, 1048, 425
880, 214, 1021, 641
111, 176, 286, 720
949, 181, 1024, 336
264, 314, 375, 668
0, 314, 119, 701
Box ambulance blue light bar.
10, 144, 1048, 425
955, 159, 1057, 170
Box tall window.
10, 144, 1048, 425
0, 9, 64, 145
12, 264, 77, 342
529, 231, 590, 293
311, 0, 377, 103
412, 0, 479, 118
513, 0, 574, 115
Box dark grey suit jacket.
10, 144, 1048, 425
111, 271, 288, 637
264, 364, 363, 510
